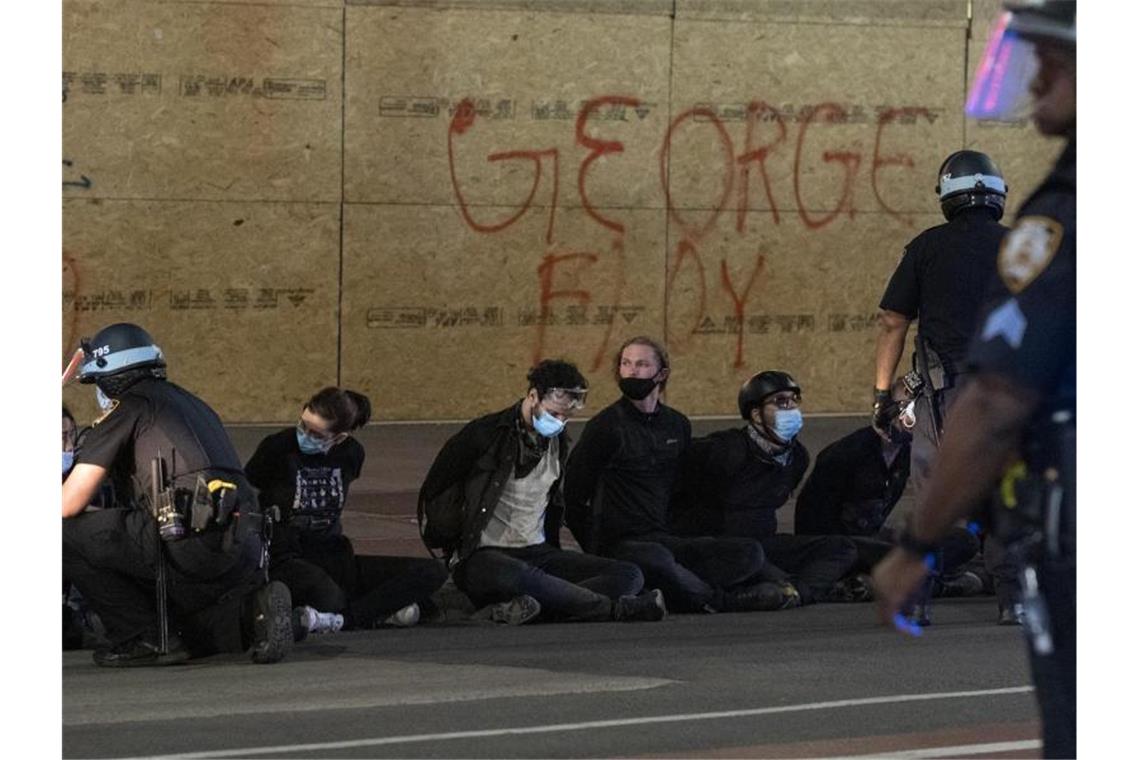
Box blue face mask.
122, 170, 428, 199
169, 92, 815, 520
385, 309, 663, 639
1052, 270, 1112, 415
771, 408, 804, 442
296, 428, 333, 455
95, 386, 115, 412
532, 407, 565, 438
62, 450, 75, 475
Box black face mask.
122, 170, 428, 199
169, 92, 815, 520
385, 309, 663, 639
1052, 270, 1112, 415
618, 376, 658, 401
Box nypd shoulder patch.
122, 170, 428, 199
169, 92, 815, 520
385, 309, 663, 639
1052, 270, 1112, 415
998, 216, 1063, 294
981, 297, 1028, 350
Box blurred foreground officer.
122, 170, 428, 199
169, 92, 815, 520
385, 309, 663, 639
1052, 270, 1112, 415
874, 2, 1076, 755
63, 323, 293, 666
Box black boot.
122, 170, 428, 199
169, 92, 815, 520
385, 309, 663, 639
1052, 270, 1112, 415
721, 581, 800, 612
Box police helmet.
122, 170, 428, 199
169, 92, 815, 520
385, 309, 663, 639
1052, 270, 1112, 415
936, 150, 1007, 221
1005, 0, 1076, 47
738, 371, 801, 420
77, 322, 166, 384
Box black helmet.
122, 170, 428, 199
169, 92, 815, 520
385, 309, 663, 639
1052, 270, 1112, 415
738, 371, 801, 419
77, 322, 166, 384
936, 150, 1007, 221
1005, 0, 1076, 47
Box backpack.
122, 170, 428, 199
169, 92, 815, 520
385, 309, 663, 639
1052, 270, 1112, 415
417, 479, 465, 560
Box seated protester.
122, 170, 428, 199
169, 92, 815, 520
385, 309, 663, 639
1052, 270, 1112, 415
418, 359, 665, 625
565, 337, 792, 614
671, 371, 858, 606
794, 379, 981, 603
245, 387, 447, 636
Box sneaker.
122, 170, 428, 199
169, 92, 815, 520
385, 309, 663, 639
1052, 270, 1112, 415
822, 575, 875, 603
249, 581, 294, 664
614, 588, 667, 622
292, 605, 344, 642
998, 602, 1026, 626
723, 581, 800, 612
470, 594, 541, 625
93, 636, 190, 668
934, 571, 985, 598
382, 603, 421, 628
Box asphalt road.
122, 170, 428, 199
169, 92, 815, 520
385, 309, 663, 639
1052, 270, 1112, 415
64, 598, 1040, 759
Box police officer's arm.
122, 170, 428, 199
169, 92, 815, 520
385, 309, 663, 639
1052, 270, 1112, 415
62, 463, 109, 518
872, 373, 1038, 623
874, 309, 911, 391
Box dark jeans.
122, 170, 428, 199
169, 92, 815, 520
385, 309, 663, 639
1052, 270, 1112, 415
272, 535, 448, 628
849, 527, 979, 577
605, 534, 765, 613
984, 534, 1022, 608
62, 507, 262, 655
757, 534, 857, 603
455, 543, 644, 622
1028, 558, 1076, 758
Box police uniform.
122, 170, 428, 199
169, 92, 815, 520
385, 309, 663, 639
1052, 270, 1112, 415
879, 207, 1009, 497
968, 139, 1075, 757
63, 377, 266, 657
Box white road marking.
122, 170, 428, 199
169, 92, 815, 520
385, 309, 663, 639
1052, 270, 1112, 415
836, 739, 1042, 758
128, 685, 1035, 760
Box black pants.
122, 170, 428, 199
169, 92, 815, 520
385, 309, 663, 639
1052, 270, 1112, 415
455, 543, 643, 622
849, 527, 979, 577
757, 534, 857, 603
62, 507, 262, 655
605, 533, 765, 613
271, 535, 447, 628
1028, 558, 1076, 758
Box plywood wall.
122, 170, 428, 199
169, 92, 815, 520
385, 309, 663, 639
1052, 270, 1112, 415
62, 0, 1064, 422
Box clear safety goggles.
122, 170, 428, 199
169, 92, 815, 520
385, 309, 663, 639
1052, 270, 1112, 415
543, 387, 588, 411
965, 12, 1041, 121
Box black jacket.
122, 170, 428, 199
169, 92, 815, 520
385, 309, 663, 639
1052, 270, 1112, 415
671, 427, 809, 540
564, 397, 691, 552
418, 402, 568, 562
794, 426, 909, 537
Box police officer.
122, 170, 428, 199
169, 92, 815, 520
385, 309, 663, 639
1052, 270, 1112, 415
62, 323, 294, 666
873, 149, 1010, 492
873, 2, 1076, 755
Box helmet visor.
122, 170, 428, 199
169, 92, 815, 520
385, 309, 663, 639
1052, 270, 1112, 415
965, 12, 1040, 121
61, 347, 85, 387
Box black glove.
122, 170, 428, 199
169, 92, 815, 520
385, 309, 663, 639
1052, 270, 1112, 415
872, 388, 893, 437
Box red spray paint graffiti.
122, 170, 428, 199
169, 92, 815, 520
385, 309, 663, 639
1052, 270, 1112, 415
446, 94, 931, 370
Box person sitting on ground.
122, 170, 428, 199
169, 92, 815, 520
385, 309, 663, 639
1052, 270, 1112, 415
794, 379, 982, 611
565, 337, 792, 614
418, 359, 666, 625
245, 387, 448, 637
670, 371, 859, 606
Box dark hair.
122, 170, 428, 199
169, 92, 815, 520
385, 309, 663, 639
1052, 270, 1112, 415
527, 359, 587, 397
304, 387, 372, 434
612, 335, 670, 389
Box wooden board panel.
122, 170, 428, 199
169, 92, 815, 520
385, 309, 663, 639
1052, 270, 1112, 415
62, 199, 340, 423
340, 204, 667, 420
344, 5, 672, 208
63, 0, 342, 202
662, 211, 945, 416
